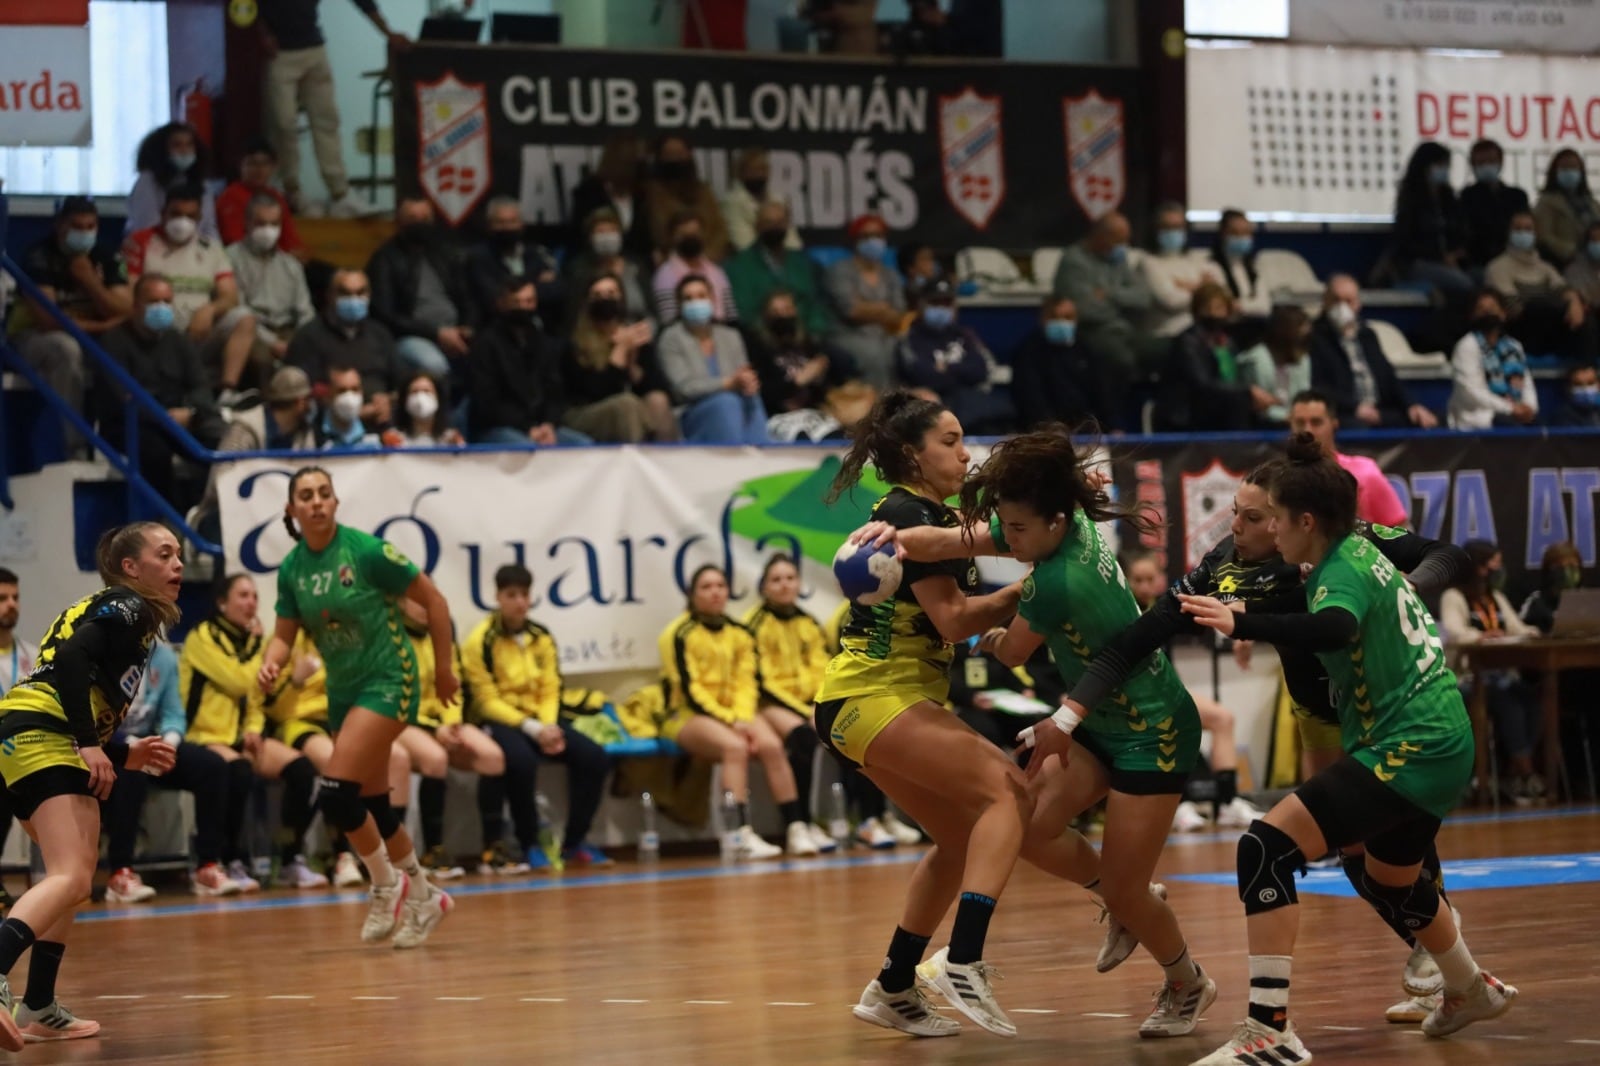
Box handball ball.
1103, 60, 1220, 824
833, 541, 902, 606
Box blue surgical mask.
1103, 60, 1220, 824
1558, 167, 1584, 191
170, 152, 196, 172
1428, 163, 1451, 186
1156, 229, 1187, 255
1106, 243, 1128, 266
922, 305, 955, 329
1573, 384, 1600, 408
335, 295, 369, 323
681, 298, 715, 326
856, 237, 887, 262
62, 228, 97, 255
1509, 230, 1537, 252
1589, 240, 1600, 261
1224, 235, 1253, 259
1474, 163, 1501, 184
1044, 318, 1076, 346
143, 301, 175, 332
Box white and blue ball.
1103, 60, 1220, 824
833, 541, 903, 606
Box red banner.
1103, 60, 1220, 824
0, 0, 89, 26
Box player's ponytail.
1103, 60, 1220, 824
96, 522, 182, 630
1269, 432, 1358, 541
827, 390, 947, 503
957, 425, 1160, 539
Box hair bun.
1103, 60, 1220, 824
1284, 431, 1325, 464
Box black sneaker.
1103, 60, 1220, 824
478, 840, 530, 875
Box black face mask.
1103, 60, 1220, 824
503, 308, 539, 329
1198, 315, 1229, 332
743, 178, 768, 199
766, 314, 798, 338
675, 235, 704, 260
1472, 314, 1505, 333
757, 228, 787, 251
489, 230, 522, 254
398, 223, 434, 247
656, 160, 692, 182
588, 297, 622, 322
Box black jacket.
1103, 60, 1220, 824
366, 235, 473, 341
558, 336, 666, 407
1392, 189, 1468, 269
1007, 326, 1099, 429
568, 177, 654, 261
1461, 181, 1532, 268
1155, 324, 1253, 431
1307, 318, 1414, 425
465, 240, 564, 330
97, 324, 226, 447
468, 318, 566, 436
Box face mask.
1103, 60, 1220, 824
758, 228, 787, 251
399, 223, 433, 247
1224, 235, 1253, 259
1471, 313, 1505, 334
856, 236, 887, 262
335, 295, 369, 324
62, 228, 97, 255
742, 178, 768, 199
1428, 163, 1451, 186
249, 225, 281, 253
143, 301, 175, 332
490, 230, 522, 254
766, 314, 797, 338
1198, 314, 1228, 332
1558, 167, 1584, 191
1589, 241, 1600, 262
1508, 229, 1537, 252
1560, 565, 1583, 589
1327, 301, 1357, 330
1474, 163, 1501, 184
591, 231, 622, 257
331, 390, 363, 423
1105, 243, 1128, 266
169, 152, 196, 172
163, 216, 197, 245
503, 308, 539, 328
1572, 383, 1600, 408
587, 296, 622, 322
405, 390, 439, 421
681, 298, 714, 326
1156, 228, 1186, 255
1044, 318, 1076, 346
922, 305, 955, 329
675, 235, 704, 260
1487, 568, 1506, 593
656, 160, 692, 182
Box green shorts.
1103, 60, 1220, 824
1073, 710, 1200, 796
327, 673, 420, 733
1348, 730, 1475, 820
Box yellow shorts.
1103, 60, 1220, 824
0, 729, 93, 818
813, 690, 932, 767
281, 718, 331, 751
1292, 703, 1343, 753
659, 708, 696, 745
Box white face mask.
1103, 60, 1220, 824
249, 225, 281, 253
331, 389, 363, 423
405, 390, 439, 421
163, 216, 198, 245
1327, 301, 1357, 330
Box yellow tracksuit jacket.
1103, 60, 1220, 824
743, 603, 829, 715
461, 615, 562, 729
659, 612, 757, 725
180, 616, 265, 746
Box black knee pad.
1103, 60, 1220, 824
1237, 819, 1304, 915
315, 776, 366, 834
784, 723, 819, 759
363, 793, 401, 838
1358, 870, 1441, 934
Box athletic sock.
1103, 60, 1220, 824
419, 776, 447, 852
0, 918, 36, 976
1247, 954, 1292, 1031
878, 926, 931, 994
393, 850, 430, 900
736, 803, 750, 829
947, 891, 997, 965
1433, 932, 1479, 993
1160, 943, 1201, 985
22, 940, 64, 1010
1214, 768, 1238, 808
361, 846, 398, 889
778, 799, 805, 827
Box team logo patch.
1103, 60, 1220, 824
338, 564, 355, 588
1312, 586, 1329, 609
938, 88, 1006, 230
227, 0, 257, 27
1020, 574, 1036, 602
383, 543, 411, 568
1180, 459, 1247, 571
1063, 90, 1126, 222
416, 72, 492, 226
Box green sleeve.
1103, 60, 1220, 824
360, 534, 421, 596
1309, 556, 1367, 621
275, 559, 301, 620
1017, 561, 1064, 635
989, 514, 1010, 553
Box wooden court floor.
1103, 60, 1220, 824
12, 807, 1600, 1065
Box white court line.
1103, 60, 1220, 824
353, 996, 397, 1001
268, 995, 314, 1001
96, 995, 145, 1000
437, 996, 483, 1002
768, 1001, 813, 1007
1320, 1025, 1365, 1031
685, 1000, 730, 1005
602, 998, 649, 1004
1081, 1012, 1130, 1019
1570, 1039, 1600, 1045
182, 994, 230, 1000
1484, 1035, 1528, 1041
521, 997, 566, 1003
1012, 1009, 1058, 1015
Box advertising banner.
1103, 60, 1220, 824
1289, 0, 1600, 55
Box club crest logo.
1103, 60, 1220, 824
1063, 90, 1126, 222
339, 564, 355, 588
416, 72, 492, 226
938, 88, 1006, 230
1180, 460, 1246, 571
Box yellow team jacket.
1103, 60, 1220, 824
263, 633, 328, 732
410, 628, 464, 730
743, 603, 829, 716
462, 616, 562, 729
181, 616, 266, 746
659, 612, 757, 726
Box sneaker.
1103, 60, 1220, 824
479, 841, 530, 876
852, 979, 961, 1038
1402, 943, 1442, 997
1421, 971, 1517, 1038
360, 873, 408, 943
1386, 992, 1440, 1023
0, 977, 20, 1052
216, 387, 260, 411
1215, 795, 1266, 829
806, 823, 839, 854
105, 867, 157, 903
786, 821, 819, 857
192, 863, 243, 897
392, 883, 453, 950
1140, 969, 1217, 1038
734, 825, 783, 861
561, 842, 614, 868
527, 846, 555, 872
421, 845, 465, 881
225, 860, 262, 893
1190, 1018, 1312, 1065
881, 810, 924, 845
334, 852, 366, 888
328, 190, 379, 219
916, 947, 1015, 1038
1096, 883, 1167, 973
1171, 801, 1209, 833
14, 1000, 100, 1043
280, 855, 329, 889
1525, 774, 1547, 801
856, 816, 896, 850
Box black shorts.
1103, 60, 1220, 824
1295, 755, 1441, 867
7, 765, 94, 820
1071, 729, 1191, 796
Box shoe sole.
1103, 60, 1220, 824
21, 1021, 101, 1043
1139, 977, 1217, 1038
394, 891, 453, 950
921, 969, 1016, 1038
1403, 971, 1445, 997
1422, 984, 1517, 1038
104, 891, 156, 903
1386, 1005, 1433, 1024
851, 1002, 960, 1038
0, 1013, 21, 1053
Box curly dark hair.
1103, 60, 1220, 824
826, 390, 948, 503
134, 121, 211, 188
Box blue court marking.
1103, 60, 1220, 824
1170, 851, 1600, 895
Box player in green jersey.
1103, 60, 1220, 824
1180, 435, 1516, 1065
257, 467, 458, 949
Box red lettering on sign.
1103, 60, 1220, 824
1417, 93, 1439, 138
0, 71, 82, 112
1447, 93, 1469, 138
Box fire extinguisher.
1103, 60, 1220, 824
180, 81, 214, 146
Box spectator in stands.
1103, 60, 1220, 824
1237, 304, 1312, 427
560, 274, 675, 443
125, 185, 259, 404
264, 365, 318, 450
810, 0, 880, 54
728, 200, 828, 335
568, 135, 652, 260
1563, 221, 1600, 312
367, 195, 473, 380
1052, 210, 1156, 426
126, 122, 217, 239
1486, 210, 1596, 363
1209, 208, 1273, 321
564, 207, 652, 324
1391, 141, 1473, 294
463, 564, 614, 870
216, 138, 306, 259
1288, 389, 1411, 527
385, 371, 464, 447
8, 197, 129, 436
0, 569, 37, 695
827, 214, 906, 390
1461, 139, 1529, 269
898, 240, 943, 308
747, 288, 857, 441
469, 278, 588, 446
1141, 200, 1224, 338
227, 194, 314, 372
1009, 296, 1102, 429
722, 149, 798, 252
896, 278, 1013, 434
643, 135, 728, 261
658, 275, 768, 444
1448, 288, 1539, 429
1550, 362, 1600, 428
1155, 282, 1269, 432
1521, 541, 1585, 634
652, 210, 736, 323
467, 197, 563, 331
318, 364, 383, 449
1308, 274, 1438, 428
1533, 148, 1600, 268
286, 269, 403, 428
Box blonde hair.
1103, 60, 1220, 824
572, 273, 624, 371
95, 522, 181, 629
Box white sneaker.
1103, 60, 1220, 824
360, 873, 408, 943
1402, 943, 1442, 997
1215, 795, 1266, 829
786, 820, 819, 857
333, 852, 365, 888
856, 817, 896, 850
1140, 970, 1217, 1038
1421, 971, 1516, 1038
1386, 992, 1440, 1023
852, 979, 961, 1038
281, 855, 329, 889
1096, 882, 1167, 973
393, 883, 453, 950
1171, 801, 1209, 833
881, 810, 924, 845
734, 825, 783, 861
191, 862, 243, 897
105, 867, 157, 903
917, 947, 1015, 1038
328, 190, 378, 219
806, 823, 839, 854
1190, 1018, 1312, 1065
225, 860, 262, 893
14, 999, 99, 1043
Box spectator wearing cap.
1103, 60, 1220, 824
1009, 296, 1103, 429
727, 200, 829, 336
227, 194, 315, 373
825, 214, 905, 390
467, 197, 565, 331
896, 278, 1013, 434
216, 138, 307, 260
1460, 139, 1530, 269
286, 269, 404, 430
264, 365, 318, 450
1052, 210, 1157, 427
652, 210, 736, 324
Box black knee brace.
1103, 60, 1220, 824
1237, 819, 1304, 915
1357, 869, 1441, 935
363, 793, 401, 838
1342, 853, 1415, 945
314, 776, 366, 834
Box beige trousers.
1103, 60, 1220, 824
264, 45, 348, 200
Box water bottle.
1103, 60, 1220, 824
719, 789, 741, 863
535, 791, 562, 864
638, 791, 660, 862
828, 781, 850, 846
